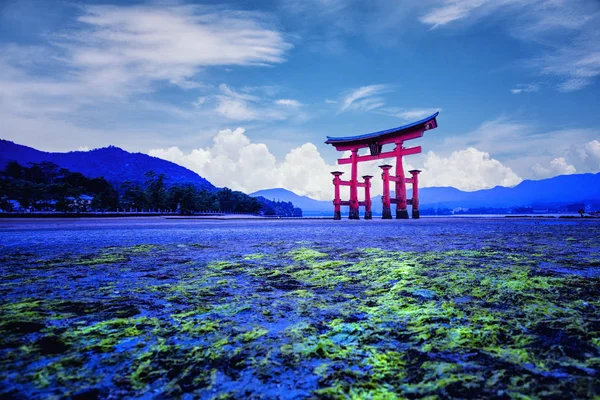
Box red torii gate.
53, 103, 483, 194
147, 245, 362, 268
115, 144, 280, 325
325, 112, 439, 220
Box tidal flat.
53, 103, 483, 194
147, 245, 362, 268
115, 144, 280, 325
0, 217, 599, 399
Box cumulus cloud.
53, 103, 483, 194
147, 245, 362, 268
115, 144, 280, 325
582, 140, 600, 170
532, 157, 577, 178
419, 148, 522, 190
150, 128, 335, 200
150, 129, 523, 200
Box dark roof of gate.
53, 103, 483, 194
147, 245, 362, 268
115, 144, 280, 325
325, 112, 439, 145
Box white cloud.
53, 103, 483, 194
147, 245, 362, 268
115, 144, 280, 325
0, 4, 291, 121
339, 84, 390, 113
510, 84, 539, 94
336, 86, 439, 121
70, 4, 291, 85
532, 157, 577, 178
150, 127, 335, 200
420, 0, 600, 91
535, 39, 600, 92
275, 99, 302, 107
443, 118, 599, 161
419, 0, 496, 28
583, 140, 600, 170
206, 84, 302, 121
439, 118, 600, 180
150, 128, 523, 200
378, 107, 441, 120
214, 84, 263, 121
192, 97, 208, 108
419, 148, 522, 190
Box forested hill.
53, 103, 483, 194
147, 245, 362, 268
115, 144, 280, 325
0, 140, 214, 191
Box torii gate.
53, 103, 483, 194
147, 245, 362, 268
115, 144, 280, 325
325, 112, 439, 220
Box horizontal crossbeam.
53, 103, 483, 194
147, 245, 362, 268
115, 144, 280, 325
337, 146, 421, 165
339, 180, 369, 188
389, 199, 414, 205
390, 176, 415, 183
335, 200, 370, 207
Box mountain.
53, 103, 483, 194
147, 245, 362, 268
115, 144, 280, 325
416, 173, 600, 209
252, 173, 600, 215
250, 188, 328, 216
0, 140, 215, 191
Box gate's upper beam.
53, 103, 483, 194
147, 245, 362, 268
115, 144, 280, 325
325, 112, 438, 150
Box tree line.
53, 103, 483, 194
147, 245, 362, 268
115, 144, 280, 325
0, 161, 302, 217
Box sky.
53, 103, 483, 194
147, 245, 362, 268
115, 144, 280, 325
1, 0, 599, 200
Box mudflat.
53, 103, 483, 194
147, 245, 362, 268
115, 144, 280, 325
1, 218, 599, 398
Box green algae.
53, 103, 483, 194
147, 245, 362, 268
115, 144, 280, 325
236, 326, 268, 342
243, 253, 267, 260
128, 244, 158, 253
2, 240, 600, 399
288, 247, 328, 262
74, 252, 127, 266
31, 355, 97, 390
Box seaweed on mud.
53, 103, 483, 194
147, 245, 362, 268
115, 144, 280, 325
1, 229, 600, 399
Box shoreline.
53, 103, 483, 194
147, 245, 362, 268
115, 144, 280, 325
0, 214, 597, 221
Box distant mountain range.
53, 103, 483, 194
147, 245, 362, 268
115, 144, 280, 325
251, 173, 600, 215
0, 140, 215, 191
3, 139, 599, 215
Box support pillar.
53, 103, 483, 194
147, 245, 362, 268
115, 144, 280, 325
409, 170, 421, 219
331, 171, 343, 220
395, 142, 409, 219
349, 149, 360, 220
380, 165, 392, 219
363, 175, 373, 220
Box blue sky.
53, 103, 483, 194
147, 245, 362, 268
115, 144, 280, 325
1, 0, 599, 199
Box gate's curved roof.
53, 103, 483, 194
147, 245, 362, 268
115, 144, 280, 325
325, 112, 438, 145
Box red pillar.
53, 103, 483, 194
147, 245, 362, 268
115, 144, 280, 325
349, 149, 360, 219
379, 165, 392, 219
409, 170, 421, 219
331, 171, 343, 220
395, 142, 409, 219
363, 175, 373, 220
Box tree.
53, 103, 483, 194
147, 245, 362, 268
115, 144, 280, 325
167, 184, 200, 214
144, 171, 167, 210
121, 181, 147, 210
4, 161, 24, 179
178, 185, 200, 214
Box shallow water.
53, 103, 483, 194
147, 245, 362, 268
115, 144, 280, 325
1, 216, 598, 255
1, 218, 599, 399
